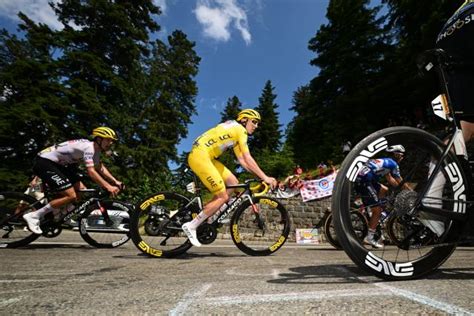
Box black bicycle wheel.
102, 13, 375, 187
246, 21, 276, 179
231, 196, 290, 256
385, 214, 436, 248
0, 192, 44, 248
130, 192, 193, 258
323, 213, 341, 249
324, 211, 368, 250
332, 126, 467, 280
79, 200, 132, 248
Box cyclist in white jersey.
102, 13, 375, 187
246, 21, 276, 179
23, 127, 123, 234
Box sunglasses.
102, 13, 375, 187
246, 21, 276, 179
251, 119, 259, 126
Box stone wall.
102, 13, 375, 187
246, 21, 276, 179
280, 197, 332, 241
219, 196, 332, 242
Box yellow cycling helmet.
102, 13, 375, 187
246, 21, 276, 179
91, 127, 118, 141
236, 109, 261, 122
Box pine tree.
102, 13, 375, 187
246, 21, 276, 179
220, 96, 242, 122
0, 0, 200, 191
0, 14, 63, 189
373, 0, 464, 129
215, 96, 243, 175
251, 80, 282, 153
287, 0, 388, 166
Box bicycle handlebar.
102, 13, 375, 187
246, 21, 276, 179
250, 181, 270, 197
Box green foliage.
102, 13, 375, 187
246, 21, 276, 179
251, 80, 282, 153
252, 146, 295, 180
286, 0, 459, 167
0, 0, 199, 191
220, 96, 242, 122
120, 171, 174, 204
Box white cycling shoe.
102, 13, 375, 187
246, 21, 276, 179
181, 222, 201, 247
363, 236, 383, 249
23, 212, 43, 235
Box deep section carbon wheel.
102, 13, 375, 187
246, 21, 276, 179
0, 192, 43, 248
79, 200, 132, 248
230, 196, 290, 256
332, 127, 467, 280
130, 192, 193, 258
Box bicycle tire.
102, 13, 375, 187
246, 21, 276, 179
323, 212, 341, 249
332, 126, 467, 280
130, 192, 192, 258
385, 214, 436, 248
79, 200, 132, 248
0, 191, 44, 248
324, 211, 368, 250
230, 196, 290, 256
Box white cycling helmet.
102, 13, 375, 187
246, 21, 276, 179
386, 145, 405, 154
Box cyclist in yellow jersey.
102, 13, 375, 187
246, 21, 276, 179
182, 109, 278, 246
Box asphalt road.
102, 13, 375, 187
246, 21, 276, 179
1, 231, 473, 315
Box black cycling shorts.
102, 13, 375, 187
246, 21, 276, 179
436, 4, 474, 121
33, 157, 81, 191
355, 182, 381, 207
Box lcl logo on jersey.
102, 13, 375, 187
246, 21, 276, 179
205, 139, 217, 147
219, 134, 231, 141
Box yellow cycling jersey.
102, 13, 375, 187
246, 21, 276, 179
192, 120, 249, 159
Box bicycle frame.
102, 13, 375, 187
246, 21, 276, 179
39, 188, 110, 226
405, 50, 473, 222
181, 171, 261, 226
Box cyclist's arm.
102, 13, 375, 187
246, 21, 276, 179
97, 163, 122, 187
385, 174, 411, 190
86, 166, 119, 196
237, 152, 276, 187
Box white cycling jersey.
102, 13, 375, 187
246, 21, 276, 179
38, 139, 100, 167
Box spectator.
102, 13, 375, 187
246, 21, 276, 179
342, 140, 352, 156
317, 161, 327, 177
327, 160, 337, 175
276, 165, 304, 198
279, 165, 304, 190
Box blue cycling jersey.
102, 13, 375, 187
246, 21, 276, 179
357, 158, 401, 183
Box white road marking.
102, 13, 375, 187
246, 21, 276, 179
31, 242, 87, 246
204, 288, 390, 306
169, 283, 212, 316
0, 279, 60, 283
337, 266, 474, 315
375, 283, 474, 315
0, 297, 22, 307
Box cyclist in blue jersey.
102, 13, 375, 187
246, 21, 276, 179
355, 145, 411, 248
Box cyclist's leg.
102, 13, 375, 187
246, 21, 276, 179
367, 183, 387, 230
188, 151, 231, 215
214, 159, 238, 202
24, 158, 78, 233
184, 150, 228, 246
360, 183, 383, 247
460, 120, 474, 143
